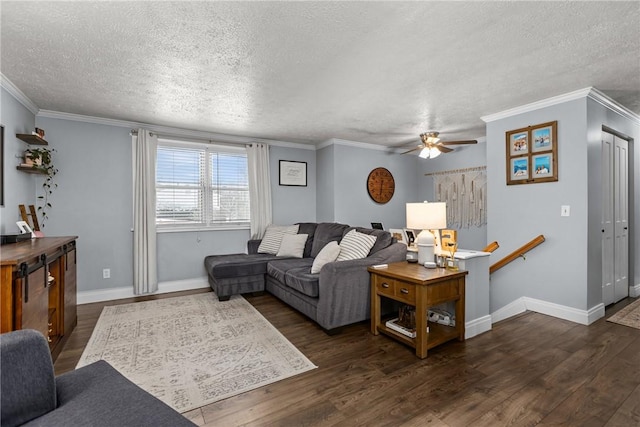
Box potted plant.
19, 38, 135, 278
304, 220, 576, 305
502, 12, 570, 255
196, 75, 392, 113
24, 148, 58, 224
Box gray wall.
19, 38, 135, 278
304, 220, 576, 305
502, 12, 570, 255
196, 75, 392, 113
316, 144, 335, 222
419, 141, 488, 250
586, 99, 640, 307
1, 88, 37, 233
34, 116, 316, 292
270, 145, 316, 224
330, 142, 419, 229
487, 98, 590, 311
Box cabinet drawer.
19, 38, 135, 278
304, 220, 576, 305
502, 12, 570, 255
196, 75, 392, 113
375, 277, 395, 297
394, 281, 416, 304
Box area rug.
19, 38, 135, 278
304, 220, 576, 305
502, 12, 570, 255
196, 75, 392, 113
607, 298, 640, 330
77, 293, 317, 413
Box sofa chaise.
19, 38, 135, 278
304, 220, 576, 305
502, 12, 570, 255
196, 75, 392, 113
204, 222, 407, 333
0, 329, 196, 427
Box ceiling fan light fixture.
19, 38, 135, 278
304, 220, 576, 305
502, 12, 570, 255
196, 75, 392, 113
428, 147, 441, 158
419, 147, 430, 158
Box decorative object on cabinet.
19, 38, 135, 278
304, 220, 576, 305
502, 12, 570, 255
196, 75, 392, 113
19, 204, 41, 233
506, 121, 558, 185
406, 202, 447, 265
0, 236, 78, 361
366, 167, 395, 204
279, 160, 307, 186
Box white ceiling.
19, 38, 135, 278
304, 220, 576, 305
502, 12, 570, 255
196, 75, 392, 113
2, 1, 639, 147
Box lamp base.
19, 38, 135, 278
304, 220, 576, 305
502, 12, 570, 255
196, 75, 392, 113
416, 229, 435, 265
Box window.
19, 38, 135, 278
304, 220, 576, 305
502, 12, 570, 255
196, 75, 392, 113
156, 140, 249, 230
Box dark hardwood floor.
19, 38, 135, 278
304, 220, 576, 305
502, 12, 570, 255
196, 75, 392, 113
54, 292, 640, 426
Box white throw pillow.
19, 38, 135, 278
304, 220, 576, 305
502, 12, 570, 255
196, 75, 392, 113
311, 241, 341, 274
276, 234, 308, 258
257, 224, 300, 255
336, 229, 377, 261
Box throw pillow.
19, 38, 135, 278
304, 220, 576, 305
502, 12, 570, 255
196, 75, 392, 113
257, 224, 300, 255
276, 234, 309, 258
336, 229, 377, 261
311, 241, 341, 274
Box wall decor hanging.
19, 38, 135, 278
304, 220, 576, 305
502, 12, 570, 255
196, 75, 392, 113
506, 121, 558, 185
427, 166, 487, 228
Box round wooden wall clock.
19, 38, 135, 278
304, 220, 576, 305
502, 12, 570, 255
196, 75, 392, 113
367, 167, 395, 204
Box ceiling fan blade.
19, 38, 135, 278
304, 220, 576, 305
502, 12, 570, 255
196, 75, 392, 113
401, 145, 423, 155
440, 140, 478, 145
436, 145, 454, 153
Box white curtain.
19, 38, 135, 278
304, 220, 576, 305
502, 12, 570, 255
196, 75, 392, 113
246, 143, 272, 239
132, 129, 158, 295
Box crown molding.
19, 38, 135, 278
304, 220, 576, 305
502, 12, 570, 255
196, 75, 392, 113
37, 109, 316, 150
481, 87, 640, 125
0, 73, 40, 115
317, 138, 391, 152
481, 87, 593, 123
587, 87, 640, 125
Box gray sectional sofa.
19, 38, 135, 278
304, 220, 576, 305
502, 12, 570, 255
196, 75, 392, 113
0, 329, 195, 427
204, 222, 407, 333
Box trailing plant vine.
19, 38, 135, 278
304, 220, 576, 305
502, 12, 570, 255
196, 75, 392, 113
25, 148, 58, 225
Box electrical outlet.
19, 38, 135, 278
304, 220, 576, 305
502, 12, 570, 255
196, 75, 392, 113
561, 205, 570, 217
103, 268, 111, 279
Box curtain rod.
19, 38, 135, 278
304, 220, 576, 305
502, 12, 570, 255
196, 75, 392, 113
424, 165, 486, 176
130, 129, 266, 148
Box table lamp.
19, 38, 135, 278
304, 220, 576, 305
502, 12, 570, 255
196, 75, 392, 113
406, 202, 447, 265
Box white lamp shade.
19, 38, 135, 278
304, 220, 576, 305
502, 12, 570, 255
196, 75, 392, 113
406, 202, 447, 230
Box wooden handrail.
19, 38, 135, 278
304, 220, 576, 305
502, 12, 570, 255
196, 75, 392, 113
482, 241, 499, 253
490, 235, 545, 274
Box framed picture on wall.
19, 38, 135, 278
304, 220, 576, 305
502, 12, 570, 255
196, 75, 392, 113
279, 160, 307, 186
506, 121, 558, 185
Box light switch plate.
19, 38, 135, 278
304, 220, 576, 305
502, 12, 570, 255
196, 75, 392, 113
561, 205, 570, 217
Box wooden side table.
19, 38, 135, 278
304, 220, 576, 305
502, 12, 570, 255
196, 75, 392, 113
368, 262, 467, 359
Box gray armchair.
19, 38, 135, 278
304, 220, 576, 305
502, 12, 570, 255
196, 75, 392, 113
0, 329, 196, 427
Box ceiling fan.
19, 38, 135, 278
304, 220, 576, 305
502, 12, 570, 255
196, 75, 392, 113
401, 132, 477, 159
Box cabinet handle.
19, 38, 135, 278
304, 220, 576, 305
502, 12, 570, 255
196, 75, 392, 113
382, 283, 390, 289
400, 288, 409, 294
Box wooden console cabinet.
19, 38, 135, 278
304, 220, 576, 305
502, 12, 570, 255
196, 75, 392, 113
1, 236, 77, 361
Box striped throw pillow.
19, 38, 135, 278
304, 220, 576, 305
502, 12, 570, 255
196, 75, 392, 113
257, 224, 300, 255
336, 229, 377, 261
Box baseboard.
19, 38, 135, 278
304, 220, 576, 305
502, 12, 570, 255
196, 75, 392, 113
491, 297, 604, 326
630, 283, 640, 298
491, 298, 527, 324
465, 315, 492, 339
77, 277, 209, 304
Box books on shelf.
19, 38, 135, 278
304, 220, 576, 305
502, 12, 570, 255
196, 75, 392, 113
385, 318, 427, 338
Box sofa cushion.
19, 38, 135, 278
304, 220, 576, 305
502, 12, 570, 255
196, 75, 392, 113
276, 234, 308, 258
267, 259, 314, 284
1, 330, 56, 427
311, 241, 341, 274
348, 227, 393, 255
27, 360, 196, 427
257, 224, 299, 254
310, 222, 349, 258
296, 223, 318, 258
284, 267, 320, 298
336, 229, 377, 261
204, 253, 281, 278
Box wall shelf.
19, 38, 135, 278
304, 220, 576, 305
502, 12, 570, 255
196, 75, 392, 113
16, 165, 47, 175
16, 133, 48, 145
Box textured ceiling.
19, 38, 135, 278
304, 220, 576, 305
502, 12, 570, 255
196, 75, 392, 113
1, 1, 639, 146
